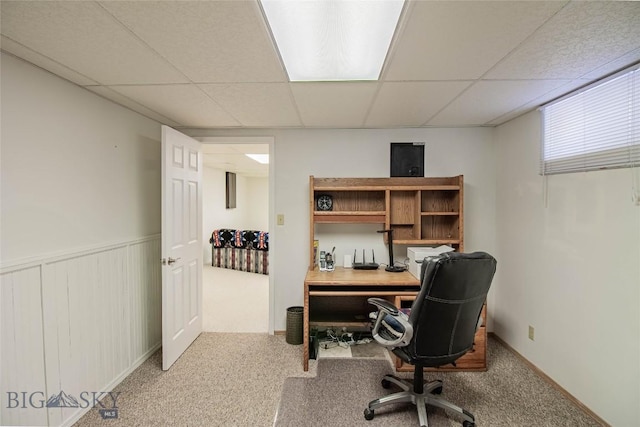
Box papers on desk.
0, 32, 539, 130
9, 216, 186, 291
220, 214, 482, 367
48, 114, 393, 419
407, 246, 455, 279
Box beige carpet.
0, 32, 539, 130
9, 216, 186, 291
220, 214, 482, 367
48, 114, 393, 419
203, 266, 269, 333
275, 341, 602, 426
74, 333, 314, 427
74, 334, 602, 427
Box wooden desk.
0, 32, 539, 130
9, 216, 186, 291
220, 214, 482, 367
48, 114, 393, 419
303, 267, 420, 371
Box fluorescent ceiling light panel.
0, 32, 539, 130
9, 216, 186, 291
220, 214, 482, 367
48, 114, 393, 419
261, 0, 404, 81
246, 154, 269, 164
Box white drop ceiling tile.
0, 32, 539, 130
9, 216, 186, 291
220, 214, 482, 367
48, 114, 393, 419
108, 85, 240, 128
206, 153, 251, 169
429, 80, 571, 126
0, 1, 187, 85
291, 82, 379, 128
99, 1, 286, 83
487, 1, 640, 80
200, 83, 300, 127
581, 47, 640, 80
202, 145, 242, 155
202, 143, 269, 155
231, 144, 270, 155
385, 1, 564, 80
365, 81, 472, 127
86, 86, 180, 127
484, 106, 538, 127
203, 153, 238, 171
486, 78, 592, 125
1, 36, 99, 86
203, 152, 268, 177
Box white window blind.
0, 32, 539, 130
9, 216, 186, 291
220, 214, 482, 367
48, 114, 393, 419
541, 65, 640, 175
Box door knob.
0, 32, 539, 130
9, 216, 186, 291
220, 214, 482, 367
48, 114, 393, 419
167, 257, 181, 265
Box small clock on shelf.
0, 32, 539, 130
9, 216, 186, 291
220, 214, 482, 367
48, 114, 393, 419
316, 194, 333, 211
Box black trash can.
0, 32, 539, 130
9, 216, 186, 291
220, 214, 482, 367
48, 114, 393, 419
286, 306, 304, 345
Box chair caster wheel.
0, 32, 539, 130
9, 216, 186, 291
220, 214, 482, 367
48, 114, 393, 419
432, 385, 443, 395
381, 379, 391, 389
364, 408, 375, 420
463, 421, 475, 427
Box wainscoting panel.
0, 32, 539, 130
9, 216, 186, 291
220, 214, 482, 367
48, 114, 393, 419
0, 236, 161, 427
0, 266, 48, 427
128, 240, 162, 364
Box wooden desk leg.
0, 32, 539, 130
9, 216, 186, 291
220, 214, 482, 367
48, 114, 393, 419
303, 283, 309, 371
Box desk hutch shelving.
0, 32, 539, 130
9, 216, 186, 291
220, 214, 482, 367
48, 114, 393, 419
303, 175, 486, 373
308, 175, 465, 269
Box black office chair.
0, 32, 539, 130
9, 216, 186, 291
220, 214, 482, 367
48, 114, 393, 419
364, 251, 497, 427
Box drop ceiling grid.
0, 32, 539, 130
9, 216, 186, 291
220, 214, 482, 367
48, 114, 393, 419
365, 81, 473, 128
0, 1, 188, 85
486, 77, 593, 126
486, 1, 640, 80
290, 82, 379, 128
1, 1, 639, 129
98, 0, 286, 84
199, 83, 301, 127
0, 36, 100, 87
384, 1, 566, 81
580, 47, 640, 81
107, 84, 240, 128
428, 79, 574, 126
86, 86, 181, 127
202, 144, 269, 177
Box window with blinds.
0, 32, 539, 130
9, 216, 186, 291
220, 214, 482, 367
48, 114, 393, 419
540, 65, 640, 175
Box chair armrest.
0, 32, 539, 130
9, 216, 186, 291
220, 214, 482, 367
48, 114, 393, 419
368, 298, 413, 349
367, 297, 399, 316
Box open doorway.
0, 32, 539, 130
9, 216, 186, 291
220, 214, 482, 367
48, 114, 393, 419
198, 137, 274, 333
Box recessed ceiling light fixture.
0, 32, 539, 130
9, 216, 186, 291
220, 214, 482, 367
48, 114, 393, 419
260, 0, 405, 82
245, 154, 269, 164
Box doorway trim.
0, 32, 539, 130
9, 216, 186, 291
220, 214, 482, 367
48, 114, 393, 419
197, 135, 275, 334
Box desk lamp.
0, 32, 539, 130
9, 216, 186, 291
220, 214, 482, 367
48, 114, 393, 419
377, 229, 406, 273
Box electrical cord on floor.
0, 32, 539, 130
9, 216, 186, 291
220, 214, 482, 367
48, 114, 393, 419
319, 328, 372, 349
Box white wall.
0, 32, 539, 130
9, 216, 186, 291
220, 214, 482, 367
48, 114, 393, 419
1, 56, 161, 262
202, 167, 268, 262
1, 53, 162, 427
494, 111, 640, 426
187, 127, 498, 332
6, 47, 626, 425
246, 176, 269, 231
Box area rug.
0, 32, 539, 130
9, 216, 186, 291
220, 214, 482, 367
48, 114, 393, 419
274, 340, 601, 427
274, 358, 455, 427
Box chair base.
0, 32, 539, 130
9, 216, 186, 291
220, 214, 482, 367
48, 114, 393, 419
364, 375, 476, 427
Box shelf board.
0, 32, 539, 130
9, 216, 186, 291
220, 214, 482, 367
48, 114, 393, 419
314, 211, 386, 223
309, 313, 371, 328
315, 211, 386, 215
309, 290, 418, 296
395, 239, 461, 245
312, 177, 462, 190
309, 320, 371, 328
421, 211, 459, 216
314, 185, 460, 191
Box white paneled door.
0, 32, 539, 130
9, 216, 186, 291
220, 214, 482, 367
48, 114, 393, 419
161, 126, 203, 370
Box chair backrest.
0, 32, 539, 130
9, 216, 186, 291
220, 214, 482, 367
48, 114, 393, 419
406, 251, 497, 367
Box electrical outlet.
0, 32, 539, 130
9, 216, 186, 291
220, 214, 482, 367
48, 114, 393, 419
528, 325, 535, 341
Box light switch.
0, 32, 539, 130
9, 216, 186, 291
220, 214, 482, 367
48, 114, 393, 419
277, 214, 285, 226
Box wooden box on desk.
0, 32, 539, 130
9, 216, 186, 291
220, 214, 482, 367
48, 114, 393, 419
392, 296, 487, 372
